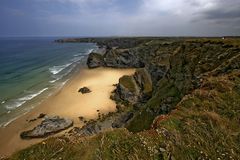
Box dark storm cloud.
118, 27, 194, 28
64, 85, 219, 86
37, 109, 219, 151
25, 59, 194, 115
0, 0, 239, 36
199, 1, 240, 20
203, 9, 240, 19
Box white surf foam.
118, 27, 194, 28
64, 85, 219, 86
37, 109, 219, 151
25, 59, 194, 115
1, 116, 20, 127
49, 47, 94, 77
19, 88, 48, 101
74, 53, 84, 57
71, 56, 84, 63
74, 48, 93, 57
61, 79, 69, 86
49, 62, 77, 84
49, 78, 60, 83
49, 63, 72, 75
5, 101, 26, 110
87, 49, 94, 54
4, 88, 48, 110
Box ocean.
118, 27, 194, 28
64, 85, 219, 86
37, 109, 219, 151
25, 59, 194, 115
0, 37, 97, 127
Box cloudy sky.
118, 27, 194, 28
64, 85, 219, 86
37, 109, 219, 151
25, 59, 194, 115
0, 0, 239, 37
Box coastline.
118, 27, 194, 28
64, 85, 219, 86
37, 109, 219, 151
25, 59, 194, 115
0, 66, 135, 157
0, 44, 97, 128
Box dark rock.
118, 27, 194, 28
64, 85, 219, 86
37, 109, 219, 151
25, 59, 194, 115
78, 116, 84, 121
112, 112, 134, 128
86, 49, 144, 69
133, 68, 153, 101
78, 87, 91, 94
37, 113, 46, 119
29, 118, 37, 122
68, 122, 101, 137
116, 104, 125, 112
104, 49, 144, 68
147, 64, 168, 83
115, 75, 140, 103
87, 52, 104, 68
20, 116, 73, 139
113, 68, 152, 104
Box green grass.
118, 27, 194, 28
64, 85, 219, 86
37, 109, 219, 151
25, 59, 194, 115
126, 109, 155, 133
11, 129, 164, 160
155, 72, 240, 159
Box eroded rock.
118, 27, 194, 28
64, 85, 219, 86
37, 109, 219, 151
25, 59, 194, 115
113, 68, 152, 104
112, 112, 134, 128
104, 49, 144, 68
20, 116, 73, 139
87, 49, 144, 69
115, 75, 140, 103
87, 52, 104, 68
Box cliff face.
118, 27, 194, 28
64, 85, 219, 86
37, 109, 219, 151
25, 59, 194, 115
87, 49, 144, 68
113, 68, 152, 104
86, 52, 105, 68
11, 38, 240, 160
127, 40, 240, 132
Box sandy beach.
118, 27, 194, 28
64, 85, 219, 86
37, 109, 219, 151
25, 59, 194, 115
0, 67, 135, 157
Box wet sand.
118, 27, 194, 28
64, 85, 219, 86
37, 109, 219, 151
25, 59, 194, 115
0, 67, 135, 157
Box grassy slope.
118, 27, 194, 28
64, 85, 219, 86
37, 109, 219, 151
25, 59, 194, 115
10, 38, 240, 160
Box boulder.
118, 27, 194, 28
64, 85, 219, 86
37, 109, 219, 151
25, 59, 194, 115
87, 52, 104, 68
113, 68, 152, 104
115, 75, 140, 103
20, 116, 73, 139
78, 87, 91, 94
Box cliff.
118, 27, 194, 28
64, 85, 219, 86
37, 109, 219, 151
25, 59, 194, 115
10, 37, 240, 160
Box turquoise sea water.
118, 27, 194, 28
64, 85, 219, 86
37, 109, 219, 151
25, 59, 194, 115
0, 37, 97, 126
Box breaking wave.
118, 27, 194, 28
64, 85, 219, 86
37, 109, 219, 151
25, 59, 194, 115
4, 88, 48, 110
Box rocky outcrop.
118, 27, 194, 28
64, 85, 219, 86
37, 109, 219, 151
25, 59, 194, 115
68, 112, 135, 137
134, 68, 152, 99
115, 75, 140, 103
68, 118, 112, 137
87, 49, 144, 69
87, 52, 104, 68
113, 68, 152, 104
104, 49, 144, 68
20, 116, 73, 139
112, 112, 134, 128
78, 87, 91, 94
68, 123, 101, 137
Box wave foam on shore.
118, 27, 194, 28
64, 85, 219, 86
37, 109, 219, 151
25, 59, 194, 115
49, 63, 72, 75
4, 88, 48, 110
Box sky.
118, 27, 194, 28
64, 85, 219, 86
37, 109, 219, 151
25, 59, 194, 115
0, 0, 240, 37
